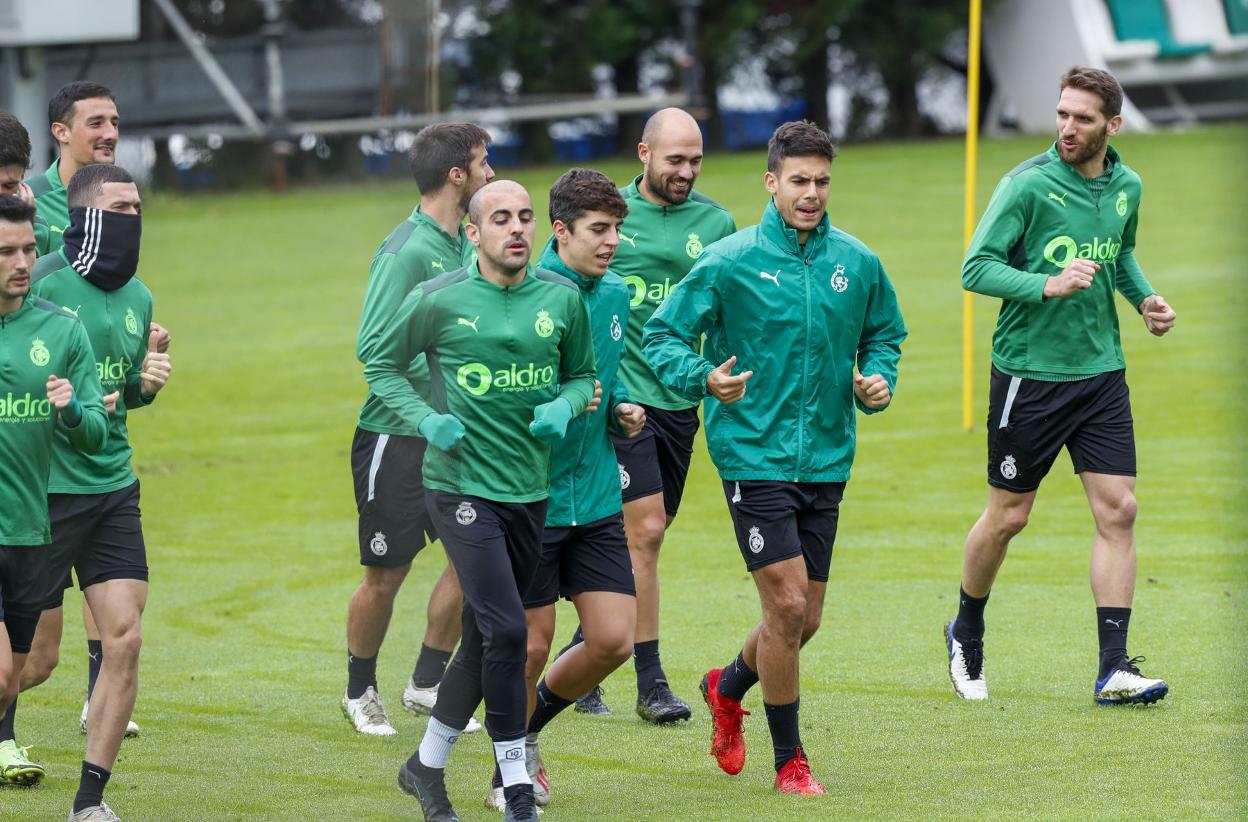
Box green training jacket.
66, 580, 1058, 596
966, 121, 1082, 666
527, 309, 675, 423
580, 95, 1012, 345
356, 206, 475, 435
536, 238, 631, 527
614, 176, 736, 411
963, 144, 1154, 381
643, 200, 907, 483
365, 262, 597, 503
26, 159, 69, 257
0, 296, 107, 545
31, 248, 156, 494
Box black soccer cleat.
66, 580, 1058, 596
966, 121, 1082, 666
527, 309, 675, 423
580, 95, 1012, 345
398, 760, 461, 822
636, 678, 692, 724
574, 685, 611, 716
503, 783, 539, 822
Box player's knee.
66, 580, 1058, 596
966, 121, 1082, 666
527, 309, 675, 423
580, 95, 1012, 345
800, 612, 823, 645
629, 514, 666, 556
587, 630, 633, 669
765, 592, 807, 641
484, 619, 528, 662
995, 506, 1030, 539
102, 619, 143, 668
526, 634, 553, 673
1097, 490, 1137, 533
19, 651, 57, 689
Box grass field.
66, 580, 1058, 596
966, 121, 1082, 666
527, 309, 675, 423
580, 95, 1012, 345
3, 125, 1245, 821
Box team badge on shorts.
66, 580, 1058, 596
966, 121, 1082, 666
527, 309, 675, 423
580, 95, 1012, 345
748, 526, 765, 554
369, 532, 388, 556
534, 309, 554, 338
1000, 455, 1018, 480
830, 264, 848, 293
610, 314, 622, 341
619, 463, 631, 490
29, 338, 50, 366
455, 501, 478, 525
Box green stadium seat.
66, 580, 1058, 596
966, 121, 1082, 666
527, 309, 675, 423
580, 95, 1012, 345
1224, 0, 1248, 34
1104, 0, 1213, 57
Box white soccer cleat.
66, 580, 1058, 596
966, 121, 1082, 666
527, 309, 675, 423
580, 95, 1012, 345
81, 701, 140, 739
68, 802, 122, 821
341, 687, 398, 736
484, 785, 543, 814
945, 622, 988, 701
402, 678, 483, 732
1095, 657, 1169, 705
526, 738, 550, 807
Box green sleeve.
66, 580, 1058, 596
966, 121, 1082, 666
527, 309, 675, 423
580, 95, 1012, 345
35, 215, 50, 257
555, 297, 597, 415
356, 253, 411, 364
1114, 207, 1154, 311
961, 176, 1048, 304
124, 300, 156, 409
61, 320, 108, 454
642, 256, 719, 402
608, 380, 630, 413
363, 287, 438, 431
855, 259, 908, 415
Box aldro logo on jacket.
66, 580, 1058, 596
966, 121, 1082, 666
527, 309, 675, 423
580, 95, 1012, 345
456, 361, 556, 397
1043, 235, 1121, 268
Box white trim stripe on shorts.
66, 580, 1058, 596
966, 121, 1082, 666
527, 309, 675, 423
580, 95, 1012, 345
998, 376, 1022, 429
366, 434, 390, 502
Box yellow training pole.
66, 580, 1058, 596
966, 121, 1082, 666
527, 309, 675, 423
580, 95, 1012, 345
962, 0, 983, 432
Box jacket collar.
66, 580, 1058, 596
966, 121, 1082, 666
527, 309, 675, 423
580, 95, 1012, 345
538, 236, 599, 292
760, 198, 829, 256
1047, 142, 1123, 182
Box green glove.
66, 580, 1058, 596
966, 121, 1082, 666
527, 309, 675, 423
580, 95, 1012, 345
529, 397, 574, 444
418, 413, 466, 451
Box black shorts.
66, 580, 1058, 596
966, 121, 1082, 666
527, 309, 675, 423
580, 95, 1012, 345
611, 405, 700, 517
722, 480, 846, 582
0, 547, 47, 653
987, 367, 1136, 493
523, 513, 635, 608
351, 428, 437, 567
37, 480, 148, 611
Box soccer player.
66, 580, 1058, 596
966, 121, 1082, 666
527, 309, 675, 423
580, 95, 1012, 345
564, 106, 736, 723
26, 81, 119, 256
644, 121, 906, 794
483, 169, 642, 812
0, 113, 37, 206
345, 122, 494, 737
22, 164, 172, 822
0, 194, 107, 789
944, 67, 1176, 706
367, 179, 596, 822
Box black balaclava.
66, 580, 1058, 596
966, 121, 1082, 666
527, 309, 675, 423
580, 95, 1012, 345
62, 207, 142, 291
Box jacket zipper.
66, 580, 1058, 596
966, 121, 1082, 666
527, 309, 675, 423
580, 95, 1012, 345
798, 250, 812, 476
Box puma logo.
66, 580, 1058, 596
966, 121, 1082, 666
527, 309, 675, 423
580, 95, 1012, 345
457, 316, 480, 332
431, 259, 446, 272
759, 270, 780, 286
1047, 192, 1068, 207
1104, 618, 1123, 627
619, 231, 639, 248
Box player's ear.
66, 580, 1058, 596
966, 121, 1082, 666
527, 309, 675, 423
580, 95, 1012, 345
50, 121, 71, 146
448, 166, 466, 187
1106, 114, 1122, 137
552, 219, 570, 245
637, 142, 649, 165
465, 221, 480, 245
764, 170, 778, 196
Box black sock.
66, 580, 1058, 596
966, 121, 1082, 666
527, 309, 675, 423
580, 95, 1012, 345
954, 587, 990, 642
527, 680, 575, 735
0, 694, 15, 742
346, 652, 378, 700
87, 639, 103, 698
764, 700, 802, 772
633, 639, 665, 693
555, 624, 585, 659
412, 644, 453, 689
73, 760, 111, 813
716, 651, 759, 702
504, 783, 534, 813
1096, 607, 1131, 679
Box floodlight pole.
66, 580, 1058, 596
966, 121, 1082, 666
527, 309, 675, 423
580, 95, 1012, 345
962, 0, 983, 433
260, 0, 292, 192
677, 0, 704, 115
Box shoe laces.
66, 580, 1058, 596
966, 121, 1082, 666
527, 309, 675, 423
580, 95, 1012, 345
1120, 655, 1146, 675
960, 638, 985, 680
787, 747, 813, 778
358, 689, 389, 725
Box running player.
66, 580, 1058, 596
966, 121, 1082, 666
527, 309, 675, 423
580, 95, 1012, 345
644, 121, 906, 794
367, 180, 596, 822
945, 67, 1176, 705
345, 123, 494, 737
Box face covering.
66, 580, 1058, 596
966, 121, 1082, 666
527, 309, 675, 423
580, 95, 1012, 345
62, 207, 142, 291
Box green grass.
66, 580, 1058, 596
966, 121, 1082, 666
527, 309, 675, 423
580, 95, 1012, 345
5, 125, 1245, 820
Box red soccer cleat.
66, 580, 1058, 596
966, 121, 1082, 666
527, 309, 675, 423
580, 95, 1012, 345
774, 747, 825, 796
700, 668, 749, 775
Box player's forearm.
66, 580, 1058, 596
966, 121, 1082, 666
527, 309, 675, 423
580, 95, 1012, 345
61, 399, 108, 454
124, 374, 154, 409
962, 255, 1048, 303
364, 362, 437, 431
642, 330, 713, 402
1114, 253, 1154, 311
556, 373, 596, 415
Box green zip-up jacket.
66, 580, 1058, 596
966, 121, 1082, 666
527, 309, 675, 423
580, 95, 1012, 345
963, 144, 1154, 381
536, 238, 631, 527
31, 249, 155, 494
26, 159, 69, 257
643, 200, 907, 483
0, 296, 107, 545
615, 176, 736, 411
365, 262, 597, 503
357, 206, 475, 435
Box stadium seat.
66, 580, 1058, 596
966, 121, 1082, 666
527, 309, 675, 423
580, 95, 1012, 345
1103, 0, 1213, 58
1223, 0, 1248, 34
1167, 0, 1248, 55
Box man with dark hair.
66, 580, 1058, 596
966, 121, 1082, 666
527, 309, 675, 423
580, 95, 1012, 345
26, 81, 118, 256
645, 121, 906, 794
560, 106, 737, 723
368, 179, 596, 822
483, 169, 642, 811
344, 122, 494, 737
945, 67, 1175, 706
0, 112, 52, 240
0, 194, 107, 790
19, 166, 172, 821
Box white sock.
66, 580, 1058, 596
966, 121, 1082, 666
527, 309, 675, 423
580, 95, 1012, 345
418, 717, 462, 769
494, 737, 529, 787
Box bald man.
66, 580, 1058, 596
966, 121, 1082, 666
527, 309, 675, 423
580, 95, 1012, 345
560, 108, 737, 724
366, 180, 596, 822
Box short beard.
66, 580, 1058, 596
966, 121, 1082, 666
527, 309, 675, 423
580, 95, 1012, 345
1062, 126, 1109, 167
645, 167, 690, 206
